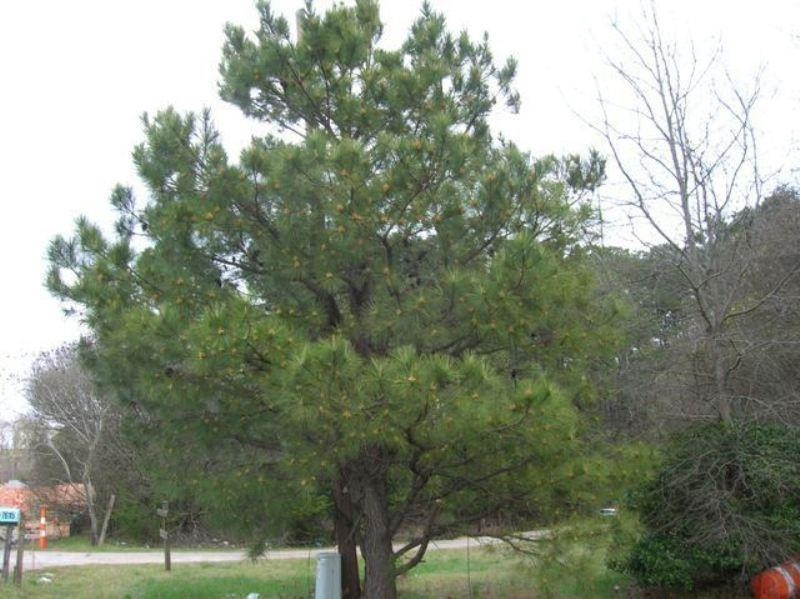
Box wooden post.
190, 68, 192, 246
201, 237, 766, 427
13, 517, 24, 585
1, 526, 12, 583
98, 494, 115, 546
157, 501, 170, 571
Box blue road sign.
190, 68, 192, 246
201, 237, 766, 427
0, 507, 20, 525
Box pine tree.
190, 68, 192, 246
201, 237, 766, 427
48, 2, 616, 597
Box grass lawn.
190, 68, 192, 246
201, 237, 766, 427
1, 542, 750, 597
3, 559, 309, 598
32, 536, 151, 553
0, 546, 632, 599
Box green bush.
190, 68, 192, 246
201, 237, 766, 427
612, 422, 800, 591
619, 533, 743, 590
110, 493, 160, 543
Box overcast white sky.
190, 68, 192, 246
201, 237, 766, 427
1, 0, 798, 419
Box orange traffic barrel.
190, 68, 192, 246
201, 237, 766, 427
38, 506, 47, 550
751, 561, 800, 599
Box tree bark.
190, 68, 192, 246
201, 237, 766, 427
333, 477, 362, 599
360, 477, 396, 599
711, 328, 732, 423
84, 478, 99, 546
98, 493, 115, 546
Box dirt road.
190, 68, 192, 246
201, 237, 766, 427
21, 532, 545, 571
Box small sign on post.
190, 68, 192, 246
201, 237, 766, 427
1, 507, 20, 584
0, 509, 20, 526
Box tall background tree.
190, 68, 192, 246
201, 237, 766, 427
595, 4, 791, 425
48, 1, 621, 596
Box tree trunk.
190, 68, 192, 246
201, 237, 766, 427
710, 328, 732, 423
84, 479, 99, 546
333, 478, 362, 599
360, 477, 396, 599
98, 493, 115, 546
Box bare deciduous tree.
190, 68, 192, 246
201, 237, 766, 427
26, 345, 129, 545
595, 4, 800, 425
